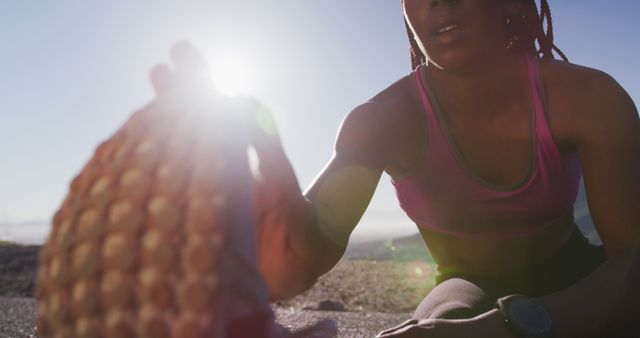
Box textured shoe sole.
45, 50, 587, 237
35, 95, 274, 338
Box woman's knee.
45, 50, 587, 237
413, 278, 495, 320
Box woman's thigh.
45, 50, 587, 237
413, 278, 496, 320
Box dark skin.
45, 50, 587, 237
149, 0, 640, 336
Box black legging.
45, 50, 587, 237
412, 226, 640, 336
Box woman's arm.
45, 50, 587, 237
535, 68, 640, 337
252, 98, 400, 300
471, 68, 640, 338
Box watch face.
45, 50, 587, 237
505, 297, 554, 337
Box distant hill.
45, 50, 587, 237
345, 232, 433, 263
0, 242, 39, 297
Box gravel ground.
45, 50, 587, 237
0, 244, 425, 337
0, 297, 37, 338
275, 260, 434, 313
275, 307, 411, 338
0, 297, 411, 338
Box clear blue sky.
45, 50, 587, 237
1, 1, 638, 243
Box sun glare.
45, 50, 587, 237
211, 57, 251, 97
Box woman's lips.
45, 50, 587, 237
431, 23, 464, 44
436, 24, 460, 35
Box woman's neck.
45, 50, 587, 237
425, 52, 528, 121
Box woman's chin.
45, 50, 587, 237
427, 48, 508, 73
427, 52, 476, 72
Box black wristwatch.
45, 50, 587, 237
496, 295, 556, 338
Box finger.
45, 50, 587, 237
245, 103, 297, 189
376, 319, 418, 337
375, 324, 418, 338
170, 40, 212, 89
377, 323, 428, 338
377, 319, 443, 338
170, 40, 209, 71
149, 63, 174, 97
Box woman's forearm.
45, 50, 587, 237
538, 242, 640, 337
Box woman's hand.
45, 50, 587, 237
149, 40, 320, 299
247, 93, 322, 300
376, 309, 511, 338
376, 318, 468, 338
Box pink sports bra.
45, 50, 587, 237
391, 55, 581, 240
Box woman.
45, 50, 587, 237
150, 0, 640, 336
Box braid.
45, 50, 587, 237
404, 0, 568, 69
405, 19, 424, 70
537, 0, 568, 61
510, 0, 568, 61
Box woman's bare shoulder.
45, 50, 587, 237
353, 74, 416, 119
371, 74, 416, 106
540, 59, 627, 101
339, 74, 418, 138
335, 74, 422, 168
540, 58, 638, 145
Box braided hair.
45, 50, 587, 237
404, 0, 568, 69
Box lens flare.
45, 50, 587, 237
211, 57, 251, 96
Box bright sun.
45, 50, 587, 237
211, 57, 251, 97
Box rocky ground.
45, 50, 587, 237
275, 260, 434, 313
0, 297, 413, 338
0, 243, 38, 298
0, 242, 433, 337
